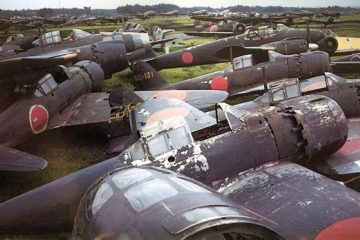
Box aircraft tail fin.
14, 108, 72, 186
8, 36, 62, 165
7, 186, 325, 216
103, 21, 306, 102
0, 145, 47, 172
132, 61, 168, 90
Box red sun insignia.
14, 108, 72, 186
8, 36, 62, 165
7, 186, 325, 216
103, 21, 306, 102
181, 52, 194, 64
29, 105, 49, 134
315, 217, 360, 240
146, 107, 190, 125
152, 90, 187, 101
210, 25, 218, 32
210, 76, 229, 91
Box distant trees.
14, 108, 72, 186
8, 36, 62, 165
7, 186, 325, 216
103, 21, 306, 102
83, 6, 91, 15
0, 4, 358, 19
116, 4, 180, 14
37, 8, 53, 17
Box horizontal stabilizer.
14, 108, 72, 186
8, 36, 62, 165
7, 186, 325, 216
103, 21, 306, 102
0, 145, 47, 172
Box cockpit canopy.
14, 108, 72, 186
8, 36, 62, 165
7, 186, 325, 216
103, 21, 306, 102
32, 29, 91, 46
73, 167, 283, 240
245, 24, 289, 39
127, 116, 194, 160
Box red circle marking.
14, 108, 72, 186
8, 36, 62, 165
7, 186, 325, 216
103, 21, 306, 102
210, 25, 218, 32
152, 90, 187, 101
315, 217, 360, 240
181, 52, 193, 64
29, 105, 49, 134
336, 137, 360, 155
146, 107, 190, 125
210, 76, 229, 91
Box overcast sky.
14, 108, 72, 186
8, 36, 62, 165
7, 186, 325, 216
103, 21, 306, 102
0, 0, 359, 10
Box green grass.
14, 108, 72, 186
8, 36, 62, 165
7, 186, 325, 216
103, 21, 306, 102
0, 125, 109, 202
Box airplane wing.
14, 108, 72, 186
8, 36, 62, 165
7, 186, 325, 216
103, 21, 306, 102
331, 61, 360, 73
190, 16, 223, 22
134, 97, 217, 132
166, 33, 196, 41
184, 31, 234, 38
331, 52, 360, 71
309, 19, 360, 26
216, 162, 360, 240
313, 118, 360, 176
47, 89, 228, 129
135, 90, 228, 109
48, 92, 111, 129
333, 37, 360, 56
0, 50, 78, 77
0, 145, 47, 171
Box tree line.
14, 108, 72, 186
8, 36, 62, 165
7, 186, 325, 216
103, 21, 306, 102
0, 4, 358, 18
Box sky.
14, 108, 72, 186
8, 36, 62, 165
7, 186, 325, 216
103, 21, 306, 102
0, 0, 359, 10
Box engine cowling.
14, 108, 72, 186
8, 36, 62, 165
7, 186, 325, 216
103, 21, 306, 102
266, 38, 309, 55
233, 22, 247, 35
76, 40, 128, 78
74, 60, 105, 92
317, 35, 338, 55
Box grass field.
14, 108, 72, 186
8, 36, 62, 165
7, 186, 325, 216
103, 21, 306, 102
1, 13, 360, 239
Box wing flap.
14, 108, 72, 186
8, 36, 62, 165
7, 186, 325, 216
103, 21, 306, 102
48, 92, 111, 128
